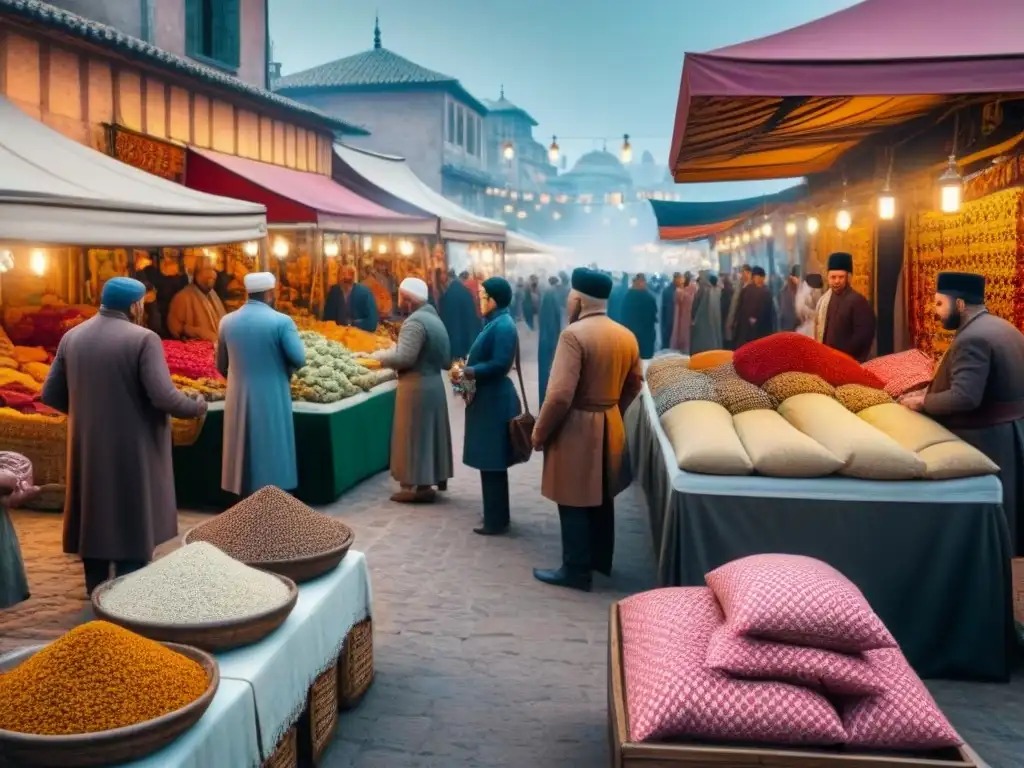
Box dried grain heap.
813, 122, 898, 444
98, 542, 292, 624
0, 621, 208, 735
188, 485, 353, 562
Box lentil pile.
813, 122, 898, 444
188, 485, 353, 561
0, 621, 208, 735
98, 542, 292, 624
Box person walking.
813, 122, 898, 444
725, 265, 752, 348
660, 273, 680, 351
620, 273, 658, 359
522, 274, 539, 330
440, 270, 481, 360
531, 268, 643, 591
607, 274, 629, 323
778, 265, 801, 332
218, 272, 306, 498
538, 276, 563, 407
323, 264, 379, 332
691, 273, 724, 354
461, 277, 523, 536
372, 277, 453, 504
670, 272, 697, 353
732, 266, 776, 347
41, 277, 207, 596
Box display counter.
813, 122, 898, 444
174, 382, 397, 508
625, 384, 1015, 681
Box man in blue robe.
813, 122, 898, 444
323, 264, 379, 331
621, 273, 658, 358
538, 276, 564, 407
218, 272, 306, 497
440, 271, 482, 360
607, 274, 630, 323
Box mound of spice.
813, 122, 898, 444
0, 621, 208, 735
188, 485, 353, 562
98, 542, 292, 624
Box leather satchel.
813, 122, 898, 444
508, 338, 535, 465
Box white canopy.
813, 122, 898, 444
334, 144, 506, 243
0, 97, 267, 247
505, 230, 569, 256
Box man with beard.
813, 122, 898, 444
166, 258, 226, 342
732, 266, 775, 347
815, 251, 876, 361
323, 264, 379, 332
660, 273, 680, 351
903, 272, 1024, 554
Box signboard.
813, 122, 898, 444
107, 125, 186, 184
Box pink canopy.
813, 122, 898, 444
670, 0, 1024, 183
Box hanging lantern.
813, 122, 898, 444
742, 231, 751, 244
939, 155, 963, 214
806, 216, 820, 235
271, 238, 290, 259
323, 238, 340, 258
836, 207, 852, 232
784, 220, 797, 237
361, 236, 373, 251
761, 222, 773, 238
620, 134, 632, 164
502, 141, 515, 161
29, 249, 46, 276
548, 136, 559, 164
878, 185, 896, 221
399, 239, 415, 256
539, 193, 551, 205
243, 241, 260, 257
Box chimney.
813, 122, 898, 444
268, 60, 282, 84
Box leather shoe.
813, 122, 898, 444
437, 481, 448, 492
533, 566, 592, 592
473, 525, 509, 536
391, 488, 436, 504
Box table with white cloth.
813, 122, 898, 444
625, 384, 1015, 682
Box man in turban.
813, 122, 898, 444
904, 272, 1024, 554
41, 277, 207, 595
323, 264, 379, 332
531, 267, 643, 591
732, 266, 775, 347
814, 251, 876, 361
217, 272, 306, 497
372, 277, 453, 503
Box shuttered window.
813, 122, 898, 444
186, 0, 241, 70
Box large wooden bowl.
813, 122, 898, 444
91, 571, 298, 653
183, 525, 354, 584
0, 642, 218, 768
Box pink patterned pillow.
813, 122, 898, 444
844, 648, 962, 749
706, 626, 887, 696
618, 587, 846, 745
705, 554, 897, 654
863, 350, 935, 398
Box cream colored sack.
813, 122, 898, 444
660, 400, 753, 475
918, 441, 999, 480
733, 409, 845, 478
857, 402, 957, 453
778, 393, 925, 480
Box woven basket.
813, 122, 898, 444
298, 664, 338, 765
337, 618, 374, 709
171, 414, 206, 448
262, 727, 297, 768
22, 483, 64, 512
0, 411, 66, 485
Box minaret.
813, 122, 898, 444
373, 15, 382, 49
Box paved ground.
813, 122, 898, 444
2, 326, 1024, 766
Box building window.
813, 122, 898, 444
456, 107, 465, 147
187, 0, 240, 69
467, 113, 476, 157
447, 100, 456, 144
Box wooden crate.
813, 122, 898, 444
607, 603, 983, 768
298, 664, 339, 766
337, 618, 374, 710
263, 727, 297, 768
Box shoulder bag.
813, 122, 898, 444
508, 338, 535, 465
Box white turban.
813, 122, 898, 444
244, 272, 276, 293
399, 277, 428, 304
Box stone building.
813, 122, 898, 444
483, 87, 556, 211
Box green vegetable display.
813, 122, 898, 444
291, 331, 376, 403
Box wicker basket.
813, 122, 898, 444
0, 411, 66, 485
337, 618, 374, 709
262, 727, 297, 768
22, 483, 64, 512
298, 664, 338, 765
171, 414, 206, 448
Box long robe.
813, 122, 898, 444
0, 501, 28, 608
463, 309, 522, 471
725, 278, 749, 345
621, 287, 658, 359
377, 304, 453, 487
732, 284, 775, 348
217, 300, 306, 496
669, 283, 697, 353
659, 284, 676, 351
817, 287, 876, 362
778, 282, 799, 332
607, 282, 629, 324
440, 279, 482, 360
41, 310, 204, 561
538, 287, 563, 407
166, 283, 226, 342
323, 282, 379, 332
690, 285, 723, 354
720, 285, 734, 343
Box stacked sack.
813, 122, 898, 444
618, 554, 963, 751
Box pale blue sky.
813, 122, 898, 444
270, 0, 862, 201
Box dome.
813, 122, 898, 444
641, 150, 655, 164
566, 150, 632, 184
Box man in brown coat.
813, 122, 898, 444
41, 277, 207, 596
531, 267, 643, 591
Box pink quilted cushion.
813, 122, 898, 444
618, 587, 846, 745
733, 332, 884, 388
862, 350, 935, 398
706, 626, 887, 696
705, 554, 897, 654
844, 648, 963, 750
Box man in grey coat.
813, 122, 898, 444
372, 277, 454, 504
41, 277, 207, 595
904, 271, 1024, 554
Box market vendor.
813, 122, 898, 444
814, 252, 876, 362
166, 259, 226, 342
903, 272, 1024, 553
324, 265, 379, 332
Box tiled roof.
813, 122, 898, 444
481, 95, 537, 127
0, 0, 368, 135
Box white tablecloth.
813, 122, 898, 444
206, 380, 397, 414
217, 550, 373, 758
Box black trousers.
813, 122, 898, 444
480, 470, 510, 530
557, 494, 615, 576
83, 558, 147, 596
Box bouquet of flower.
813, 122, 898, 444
449, 359, 475, 404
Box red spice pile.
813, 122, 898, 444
162, 341, 223, 381
733, 332, 883, 388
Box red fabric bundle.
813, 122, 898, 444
0, 384, 59, 416
162, 340, 223, 381
733, 332, 883, 388
7, 307, 84, 350
862, 349, 935, 398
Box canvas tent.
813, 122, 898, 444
0, 96, 267, 246
505, 230, 568, 256
669, 0, 1024, 183
334, 144, 506, 242
649, 184, 807, 241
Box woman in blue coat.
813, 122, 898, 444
461, 276, 523, 536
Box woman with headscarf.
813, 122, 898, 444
460, 277, 523, 536
669, 272, 698, 353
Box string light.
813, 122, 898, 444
784, 220, 797, 237
742, 231, 751, 244
548, 136, 559, 164
503, 204, 514, 213
399, 240, 415, 256
29, 249, 46, 275
243, 241, 260, 257
378, 242, 389, 254
517, 210, 527, 219
806, 216, 819, 234
323, 238, 340, 258
271, 238, 289, 259
761, 222, 772, 238
502, 141, 515, 161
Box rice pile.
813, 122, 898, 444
98, 542, 292, 624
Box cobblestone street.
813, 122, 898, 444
0, 327, 659, 767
